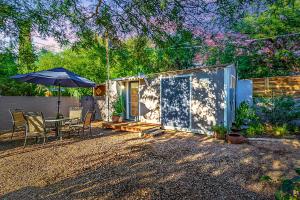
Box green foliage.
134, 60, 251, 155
112, 95, 125, 116
235, 101, 259, 128
258, 96, 300, 125
206, 43, 236, 66
235, 0, 300, 39
246, 123, 265, 137
211, 124, 227, 136
156, 30, 202, 70
0, 50, 45, 96
275, 168, 300, 200
18, 20, 36, 73
260, 175, 273, 182
273, 124, 290, 136
287, 124, 300, 135
234, 0, 300, 78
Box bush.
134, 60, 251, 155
246, 123, 265, 137
258, 96, 300, 125
235, 101, 259, 129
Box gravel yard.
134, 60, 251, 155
0, 123, 299, 200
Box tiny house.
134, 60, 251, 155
101, 64, 236, 134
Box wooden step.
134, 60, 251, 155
142, 127, 165, 138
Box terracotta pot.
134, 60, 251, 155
227, 133, 245, 144
118, 116, 123, 122
112, 115, 120, 122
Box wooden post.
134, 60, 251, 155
105, 31, 110, 122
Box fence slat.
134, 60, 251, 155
251, 75, 300, 97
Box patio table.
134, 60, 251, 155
45, 117, 70, 140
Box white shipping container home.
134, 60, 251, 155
101, 64, 236, 134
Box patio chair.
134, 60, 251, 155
70, 111, 93, 135
24, 112, 50, 147
66, 107, 83, 125
9, 109, 26, 139
59, 120, 74, 139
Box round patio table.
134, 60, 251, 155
45, 117, 70, 140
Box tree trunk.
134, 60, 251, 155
18, 20, 36, 73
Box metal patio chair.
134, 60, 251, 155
70, 111, 93, 135
66, 106, 83, 125
9, 109, 26, 139
24, 112, 50, 147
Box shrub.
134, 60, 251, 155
235, 101, 259, 129
246, 123, 264, 137
258, 95, 300, 125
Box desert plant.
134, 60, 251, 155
235, 101, 259, 129
246, 123, 264, 137
275, 168, 300, 200
112, 95, 125, 116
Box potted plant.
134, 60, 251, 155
211, 124, 227, 140
112, 95, 125, 122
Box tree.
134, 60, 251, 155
232, 0, 300, 78
0, 49, 45, 96
0, 0, 85, 73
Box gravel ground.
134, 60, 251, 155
0, 122, 299, 200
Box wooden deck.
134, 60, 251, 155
102, 122, 161, 133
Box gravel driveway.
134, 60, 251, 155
0, 123, 299, 200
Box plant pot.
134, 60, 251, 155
214, 132, 226, 140
118, 116, 123, 122
112, 115, 120, 122
227, 133, 246, 144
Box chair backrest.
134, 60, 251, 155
83, 111, 93, 127
69, 107, 83, 120
10, 109, 26, 127
25, 113, 46, 135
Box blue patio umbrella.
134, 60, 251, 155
11, 67, 96, 115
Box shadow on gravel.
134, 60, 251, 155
0, 128, 126, 158
1, 133, 287, 200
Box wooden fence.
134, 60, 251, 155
251, 75, 300, 97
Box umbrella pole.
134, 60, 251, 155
57, 84, 61, 117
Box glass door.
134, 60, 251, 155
129, 82, 139, 119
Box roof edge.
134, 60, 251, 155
111, 63, 233, 81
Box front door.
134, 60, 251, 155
129, 82, 139, 119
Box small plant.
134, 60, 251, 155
275, 168, 300, 200
112, 95, 125, 116
246, 123, 264, 137
273, 124, 289, 137
211, 124, 227, 139
260, 175, 273, 183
